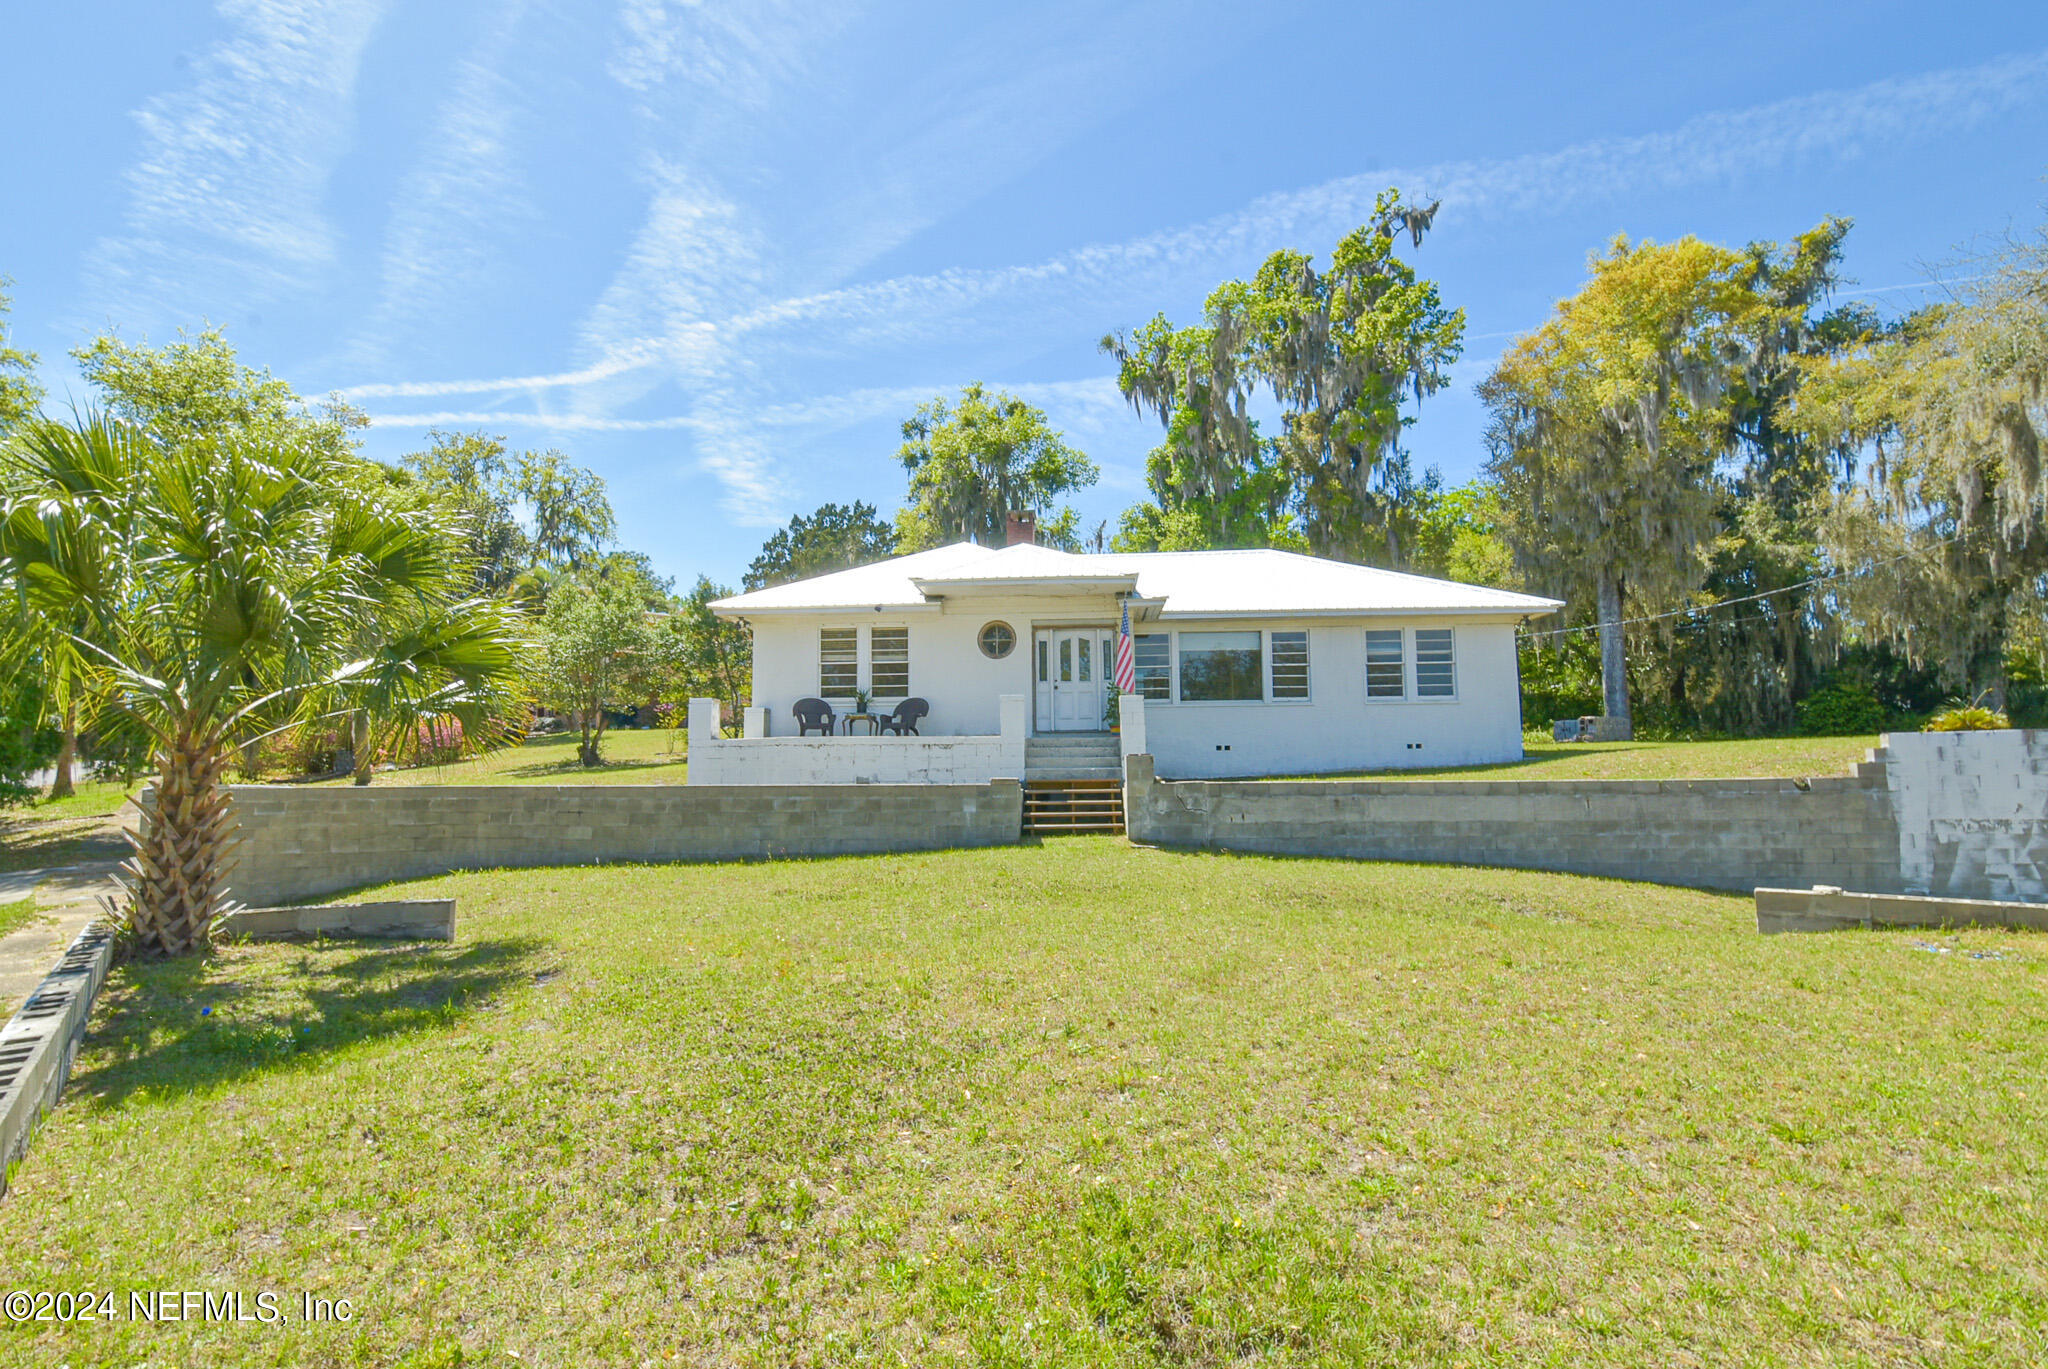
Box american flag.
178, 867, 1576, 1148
1113, 599, 1136, 695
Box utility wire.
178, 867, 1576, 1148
1515, 529, 1966, 640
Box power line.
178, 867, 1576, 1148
1516, 530, 1966, 641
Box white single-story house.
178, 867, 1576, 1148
689, 535, 1562, 784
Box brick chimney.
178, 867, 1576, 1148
1004, 510, 1037, 547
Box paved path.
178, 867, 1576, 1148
0, 862, 121, 1015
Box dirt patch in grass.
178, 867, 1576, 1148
3, 841, 2042, 1365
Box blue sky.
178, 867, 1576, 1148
3, 2, 2046, 588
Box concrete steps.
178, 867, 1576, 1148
1025, 734, 1122, 783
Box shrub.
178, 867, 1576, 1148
1795, 684, 1887, 736
1925, 705, 2010, 732
413, 716, 467, 765
1518, 635, 1602, 725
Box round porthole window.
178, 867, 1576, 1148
978, 621, 1016, 659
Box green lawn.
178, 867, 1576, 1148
5, 841, 2042, 1366
12, 777, 143, 822
1270, 734, 1883, 782
0, 894, 40, 939
331, 726, 689, 788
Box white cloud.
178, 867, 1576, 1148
335, 346, 665, 400
607, 0, 851, 105
360, 45, 2048, 523
363, 376, 1122, 433
87, 0, 391, 322
345, 3, 536, 365
564, 0, 1253, 517
717, 49, 2048, 350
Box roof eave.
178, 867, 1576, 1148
709, 600, 946, 620
1153, 602, 1563, 620
907, 574, 1142, 594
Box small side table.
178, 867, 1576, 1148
843, 712, 883, 736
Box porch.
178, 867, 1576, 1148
685, 695, 1150, 788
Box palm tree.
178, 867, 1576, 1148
0, 416, 525, 956
0, 415, 143, 799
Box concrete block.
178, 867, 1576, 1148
222, 899, 456, 941
1756, 884, 2048, 934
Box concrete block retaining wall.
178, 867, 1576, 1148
1123, 754, 1903, 894
219, 781, 1024, 907
1884, 730, 2048, 902
0, 920, 115, 1199
211, 732, 2048, 909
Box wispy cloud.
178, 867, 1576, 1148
363, 376, 1124, 431
553, 0, 1258, 520
608, 0, 850, 106
336, 346, 664, 400
715, 49, 2048, 350
362, 409, 702, 432
345, 3, 535, 366
361, 46, 2048, 525
87, 0, 390, 324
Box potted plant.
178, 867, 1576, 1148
853, 688, 871, 716
1102, 691, 1120, 732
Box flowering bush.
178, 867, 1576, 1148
1925, 706, 2010, 732
414, 716, 466, 765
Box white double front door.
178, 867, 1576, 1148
1034, 627, 1114, 732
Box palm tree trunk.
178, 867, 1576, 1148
48, 701, 77, 800
122, 729, 236, 957
350, 710, 376, 786
1595, 566, 1632, 734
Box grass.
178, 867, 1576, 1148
1267, 734, 1883, 783
321, 726, 689, 788
0, 894, 41, 939
16, 777, 144, 821
4, 840, 2043, 1366
343, 731, 1877, 790
4, 774, 140, 819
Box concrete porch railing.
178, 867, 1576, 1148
687, 695, 1029, 785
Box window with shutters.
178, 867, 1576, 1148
819, 628, 858, 699
1269, 631, 1309, 700
1365, 629, 1405, 699
1133, 634, 1172, 700
870, 627, 909, 699
1414, 627, 1456, 697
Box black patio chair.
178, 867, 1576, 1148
792, 697, 836, 736
878, 698, 929, 736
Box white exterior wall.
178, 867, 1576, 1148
1140, 619, 1525, 779
746, 596, 1117, 737
738, 603, 1528, 778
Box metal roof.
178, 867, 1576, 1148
709, 542, 1564, 619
